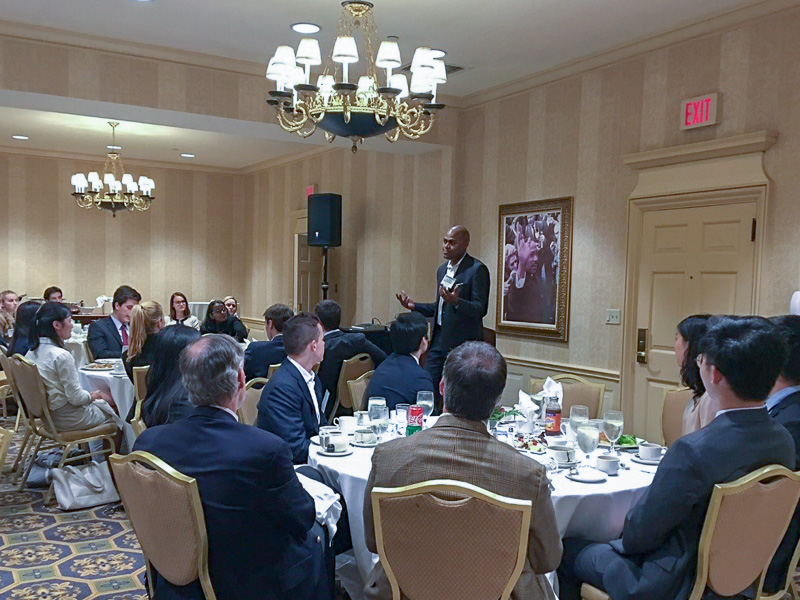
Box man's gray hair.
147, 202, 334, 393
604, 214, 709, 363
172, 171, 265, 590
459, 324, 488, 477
180, 334, 244, 407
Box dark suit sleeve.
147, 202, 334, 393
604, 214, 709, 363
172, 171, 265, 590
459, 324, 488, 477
359, 337, 386, 367
261, 438, 317, 540
454, 262, 490, 319
621, 440, 705, 555
244, 344, 262, 380
232, 319, 248, 343
88, 320, 120, 359
413, 302, 437, 318
258, 382, 311, 464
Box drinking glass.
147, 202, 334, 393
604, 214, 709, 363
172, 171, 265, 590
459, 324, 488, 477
603, 410, 624, 455
416, 391, 434, 418
569, 405, 589, 440
395, 403, 410, 423
370, 405, 390, 442
577, 423, 600, 470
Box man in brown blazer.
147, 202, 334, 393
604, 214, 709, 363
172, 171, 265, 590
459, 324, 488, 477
363, 341, 562, 600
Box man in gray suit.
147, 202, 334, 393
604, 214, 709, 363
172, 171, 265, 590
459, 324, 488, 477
363, 341, 562, 600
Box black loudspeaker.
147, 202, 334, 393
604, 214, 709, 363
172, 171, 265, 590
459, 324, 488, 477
308, 193, 342, 247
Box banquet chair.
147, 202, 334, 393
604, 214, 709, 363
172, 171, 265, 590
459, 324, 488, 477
238, 378, 268, 426
347, 370, 375, 413
330, 353, 375, 424
662, 387, 692, 447
371, 479, 531, 600
0, 370, 11, 421
0, 426, 13, 472
110, 451, 217, 600
83, 340, 95, 364
0, 353, 41, 480
530, 374, 605, 419
133, 366, 150, 403
267, 363, 282, 379
580, 465, 800, 600
9, 354, 117, 502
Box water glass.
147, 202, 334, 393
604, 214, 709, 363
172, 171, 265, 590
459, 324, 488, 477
577, 422, 600, 470
369, 405, 390, 442
416, 391, 434, 418
368, 397, 387, 422
395, 403, 410, 423
603, 410, 624, 455
569, 405, 589, 440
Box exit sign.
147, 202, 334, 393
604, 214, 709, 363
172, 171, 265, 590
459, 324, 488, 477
680, 93, 718, 130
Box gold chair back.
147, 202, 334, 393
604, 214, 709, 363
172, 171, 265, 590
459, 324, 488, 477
9, 355, 54, 428
110, 452, 216, 600
662, 387, 692, 447
239, 378, 269, 425
347, 370, 374, 413
337, 353, 374, 411
0, 426, 13, 471
372, 479, 531, 600
267, 363, 282, 379
133, 366, 150, 403
530, 374, 605, 419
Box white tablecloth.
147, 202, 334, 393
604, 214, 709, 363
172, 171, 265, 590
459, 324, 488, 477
309, 438, 654, 600
77, 368, 135, 452
65, 337, 90, 368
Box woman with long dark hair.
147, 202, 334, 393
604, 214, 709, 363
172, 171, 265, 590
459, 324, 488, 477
165, 292, 200, 330
141, 325, 201, 427
9, 300, 41, 356
674, 314, 716, 434
200, 300, 247, 342
26, 302, 119, 432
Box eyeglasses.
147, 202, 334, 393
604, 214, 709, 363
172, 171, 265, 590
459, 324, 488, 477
212, 307, 227, 314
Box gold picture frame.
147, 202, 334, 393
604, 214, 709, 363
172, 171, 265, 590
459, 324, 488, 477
496, 197, 573, 341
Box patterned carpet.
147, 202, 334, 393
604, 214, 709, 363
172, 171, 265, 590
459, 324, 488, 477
0, 428, 147, 600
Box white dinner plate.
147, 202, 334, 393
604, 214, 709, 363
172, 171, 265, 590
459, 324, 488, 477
317, 448, 353, 458
351, 441, 379, 448
631, 455, 662, 466
566, 470, 608, 483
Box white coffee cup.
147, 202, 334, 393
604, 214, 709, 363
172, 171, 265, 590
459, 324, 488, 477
324, 433, 349, 453
639, 442, 664, 461
354, 411, 371, 426
334, 416, 357, 434
319, 426, 340, 448
354, 428, 377, 444
596, 455, 620, 475
548, 445, 576, 463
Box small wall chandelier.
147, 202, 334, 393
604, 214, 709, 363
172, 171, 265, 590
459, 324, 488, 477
266, 1, 447, 152
70, 122, 155, 217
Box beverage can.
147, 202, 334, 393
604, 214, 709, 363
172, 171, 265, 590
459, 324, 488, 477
406, 405, 423, 436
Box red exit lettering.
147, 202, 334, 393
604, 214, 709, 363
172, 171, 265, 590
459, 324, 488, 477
680, 93, 718, 130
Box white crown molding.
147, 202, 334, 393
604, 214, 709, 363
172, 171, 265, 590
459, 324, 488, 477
458, 0, 800, 110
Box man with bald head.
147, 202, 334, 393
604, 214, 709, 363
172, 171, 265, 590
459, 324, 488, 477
397, 225, 490, 412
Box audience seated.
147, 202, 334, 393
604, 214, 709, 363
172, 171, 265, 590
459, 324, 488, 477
164, 291, 200, 330
557, 315, 795, 600
363, 341, 562, 600
43, 286, 63, 302
675, 314, 716, 434
122, 301, 164, 381
0, 290, 19, 346
314, 300, 386, 417
26, 302, 119, 432
223, 296, 240, 320
200, 299, 247, 342
257, 312, 325, 464
363, 311, 434, 409
9, 300, 41, 357
764, 315, 800, 593
138, 325, 201, 427
133, 334, 331, 600
244, 303, 293, 380
87, 285, 141, 359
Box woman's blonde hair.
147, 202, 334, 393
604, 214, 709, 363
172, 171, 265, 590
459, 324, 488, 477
128, 300, 164, 359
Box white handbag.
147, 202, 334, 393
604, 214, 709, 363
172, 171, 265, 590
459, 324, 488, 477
51, 461, 119, 510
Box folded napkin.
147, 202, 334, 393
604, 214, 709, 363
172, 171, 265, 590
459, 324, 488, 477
516, 390, 540, 421
296, 472, 342, 539
542, 377, 564, 404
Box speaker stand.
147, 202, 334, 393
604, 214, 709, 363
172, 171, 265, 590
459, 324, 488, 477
321, 246, 330, 300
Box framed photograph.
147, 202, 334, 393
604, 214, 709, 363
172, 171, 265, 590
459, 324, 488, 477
496, 196, 573, 341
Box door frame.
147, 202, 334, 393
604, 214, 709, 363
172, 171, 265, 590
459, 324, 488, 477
619, 132, 775, 433
292, 209, 308, 312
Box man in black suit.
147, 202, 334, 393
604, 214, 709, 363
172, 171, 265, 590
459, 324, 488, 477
257, 312, 326, 464
314, 300, 386, 418
364, 312, 434, 410
134, 334, 330, 600
558, 316, 795, 600
765, 315, 800, 593
87, 285, 141, 359
505, 235, 555, 324
244, 303, 293, 380
396, 225, 490, 412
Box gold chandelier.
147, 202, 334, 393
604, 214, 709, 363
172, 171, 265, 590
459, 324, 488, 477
70, 122, 155, 217
266, 1, 447, 152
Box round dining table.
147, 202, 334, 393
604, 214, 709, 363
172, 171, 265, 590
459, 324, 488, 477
309, 428, 656, 600
77, 367, 135, 452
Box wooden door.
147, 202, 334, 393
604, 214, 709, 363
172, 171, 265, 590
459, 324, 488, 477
632, 200, 757, 441
295, 233, 323, 313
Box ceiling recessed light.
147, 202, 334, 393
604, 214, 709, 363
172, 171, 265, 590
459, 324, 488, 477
430, 49, 446, 59
12, 135, 28, 141
107, 145, 122, 150
131, 0, 155, 3
291, 22, 320, 34
180, 153, 195, 159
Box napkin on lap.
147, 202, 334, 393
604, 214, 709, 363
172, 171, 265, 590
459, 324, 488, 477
296, 472, 342, 539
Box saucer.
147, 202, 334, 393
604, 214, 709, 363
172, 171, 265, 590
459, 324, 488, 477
317, 448, 353, 457
632, 455, 662, 466
351, 440, 379, 448
556, 460, 579, 468
310, 435, 321, 446
566, 470, 608, 483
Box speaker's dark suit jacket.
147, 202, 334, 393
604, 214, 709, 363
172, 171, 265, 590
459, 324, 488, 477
766, 388, 800, 592
561, 408, 795, 600
257, 360, 323, 464
133, 405, 329, 600
317, 330, 386, 405
414, 253, 490, 352
363, 353, 434, 410
87, 316, 123, 359
244, 336, 287, 381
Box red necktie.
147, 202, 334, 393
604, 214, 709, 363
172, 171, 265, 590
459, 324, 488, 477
121, 324, 129, 345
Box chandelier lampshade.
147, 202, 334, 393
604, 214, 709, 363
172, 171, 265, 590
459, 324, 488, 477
265, 0, 447, 151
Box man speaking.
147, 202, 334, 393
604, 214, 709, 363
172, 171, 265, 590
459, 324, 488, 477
396, 225, 490, 412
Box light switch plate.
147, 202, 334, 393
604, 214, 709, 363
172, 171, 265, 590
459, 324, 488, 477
605, 309, 621, 325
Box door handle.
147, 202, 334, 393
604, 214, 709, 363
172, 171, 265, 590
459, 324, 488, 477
636, 328, 648, 364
